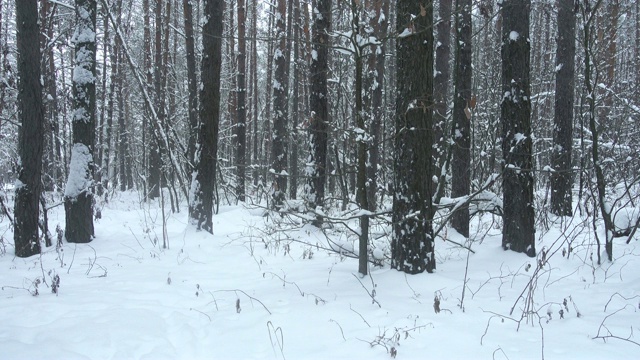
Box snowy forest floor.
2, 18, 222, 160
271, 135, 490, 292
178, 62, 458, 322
1, 190, 639, 359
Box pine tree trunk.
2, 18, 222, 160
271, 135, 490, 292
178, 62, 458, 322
184, 0, 199, 174
433, 0, 452, 188
236, 0, 247, 202
501, 0, 535, 257
289, 0, 301, 200
392, 0, 436, 274
97, 11, 109, 196
365, 0, 389, 211
271, 0, 289, 200
149, 0, 165, 199
142, 0, 152, 197
550, 0, 576, 216
189, 0, 223, 233
306, 0, 331, 215
251, 0, 259, 185
14, 0, 45, 257
450, 0, 472, 238
64, 0, 97, 244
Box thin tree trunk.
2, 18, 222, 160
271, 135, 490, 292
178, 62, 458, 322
149, 0, 165, 199
289, 0, 301, 200
251, 0, 259, 186
184, 0, 199, 174
236, 0, 247, 202
271, 0, 289, 200
97, 9, 109, 196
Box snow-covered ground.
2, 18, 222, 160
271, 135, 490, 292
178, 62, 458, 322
1, 190, 639, 359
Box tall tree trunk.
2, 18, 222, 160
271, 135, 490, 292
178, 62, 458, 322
271, 0, 289, 200
236, 0, 247, 202
40, 1, 58, 192
97, 9, 109, 196
14, 0, 45, 257
306, 0, 331, 216
450, 0, 472, 237
149, 0, 165, 199
189, 0, 223, 233
582, 1, 614, 263
289, 0, 301, 200
251, 0, 259, 185
142, 0, 152, 196
392, 0, 436, 274
117, 40, 128, 191
433, 0, 452, 192
184, 0, 199, 174
598, 0, 618, 123
263, 6, 275, 182
551, 0, 576, 216
366, 0, 389, 211
501, 0, 535, 257
105, 5, 119, 193
0, 0, 5, 125
64, 0, 97, 244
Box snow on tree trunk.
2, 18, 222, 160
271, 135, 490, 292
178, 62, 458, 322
236, 0, 247, 202
271, 0, 289, 201
189, 0, 223, 233
184, 0, 199, 175
64, 0, 96, 244
391, 0, 436, 274
500, 0, 535, 257
451, 0, 472, 238
305, 0, 331, 219
14, 0, 45, 257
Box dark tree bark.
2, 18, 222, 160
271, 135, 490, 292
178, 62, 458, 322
450, 0, 472, 237
289, 0, 301, 200
184, 0, 198, 173
149, 0, 165, 199
391, 0, 436, 274
550, 0, 576, 216
236, 0, 247, 202
14, 0, 45, 257
501, 0, 535, 257
0, 0, 5, 122
433, 0, 452, 187
142, 0, 152, 196
251, 0, 259, 185
64, 0, 97, 244
365, 0, 389, 211
40, 1, 60, 192
271, 0, 289, 199
306, 0, 331, 214
189, 0, 223, 233
263, 7, 274, 182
